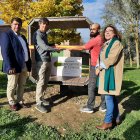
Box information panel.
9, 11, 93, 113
51, 57, 82, 77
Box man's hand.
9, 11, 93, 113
55, 45, 64, 50
55, 45, 65, 53
8, 68, 16, 74
52, 45, 56, 48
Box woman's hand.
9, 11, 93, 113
95, 68, 100, 75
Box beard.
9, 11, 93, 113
90, 32, 99, 38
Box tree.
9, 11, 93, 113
0, 0, 83, 43
102, 0, 140, 68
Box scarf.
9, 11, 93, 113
104, 37, 119, 92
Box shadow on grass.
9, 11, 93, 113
123, 67, 137, 73
0, 101, 8, 106
118, 80, 140, 121
0, 73, 7, 98
0, 115, 37, 139
123, 120, 140, 140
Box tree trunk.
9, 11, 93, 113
135, 37, 139, 68
128, 39, 133, 67
134, 19, 140, 68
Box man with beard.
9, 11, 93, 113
60, 23, 106, 113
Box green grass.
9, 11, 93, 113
0, 60, 2, 71
0, 71, 7, 98
0, 67, 140, 139
0, 109, 61, 140
52, 51, 64, 57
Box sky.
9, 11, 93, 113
78, 0, 106, 42
0, 0, 106, 42
83, 0, 105, 25
0, 20, 3, 24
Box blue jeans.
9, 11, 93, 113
104, 95, 120, 123
87, 66, 106, 109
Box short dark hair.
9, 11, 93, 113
38, 18, 49, 25
11, 17, 22, 26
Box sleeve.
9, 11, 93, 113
100, 61, 106, 69
36, 32, 58, 52
84, 37, 101, 50
0, 32, 13, 70
95, 60, 106, 69
103, 41, 123, 69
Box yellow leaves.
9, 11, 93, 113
56, 0, 83, 16
0, 0, 32, 26
60, 0, 73, 11
22, 21, 28, 29
0, 0, 83, 32
29, 0, 56, 17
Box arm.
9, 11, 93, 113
103, 41, 123, 69
0, 32, 14, 71
56, 45, 85, 51
69, 45, 85, 50
36, 32, 58, 52
59, 38, 97, 51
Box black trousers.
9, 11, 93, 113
87, 66, 106, 109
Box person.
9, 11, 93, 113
57, 23, 106, 113
0, 17, 31, 111
95, 25, 124, 130
33, 18, 59, 113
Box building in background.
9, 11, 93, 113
0, 25, 11, 60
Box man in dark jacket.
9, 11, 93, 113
33, 18, 59, 113
0, 17, 31, 111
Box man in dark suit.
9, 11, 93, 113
0, 17, 31, 111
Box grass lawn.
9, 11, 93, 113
0, 60, 2, 71
0, 66, 140, 140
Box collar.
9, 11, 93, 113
12, 30, 21, 36
105, 39, 112, 45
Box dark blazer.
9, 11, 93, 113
0, 29, 31, 74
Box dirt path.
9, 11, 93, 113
0, 85, 123, 133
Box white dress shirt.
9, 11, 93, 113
17, 35, 29, 62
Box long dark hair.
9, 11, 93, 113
102, 24, 122, 42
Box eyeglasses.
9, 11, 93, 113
105, 29, 114, 33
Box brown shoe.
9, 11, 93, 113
96, 122, 112, 130
10, 104, 19, 111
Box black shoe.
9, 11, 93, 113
9, 104, 20, 111
35, 104, 48, 113
16, 103, 30, 109
99, 107, 106, 112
